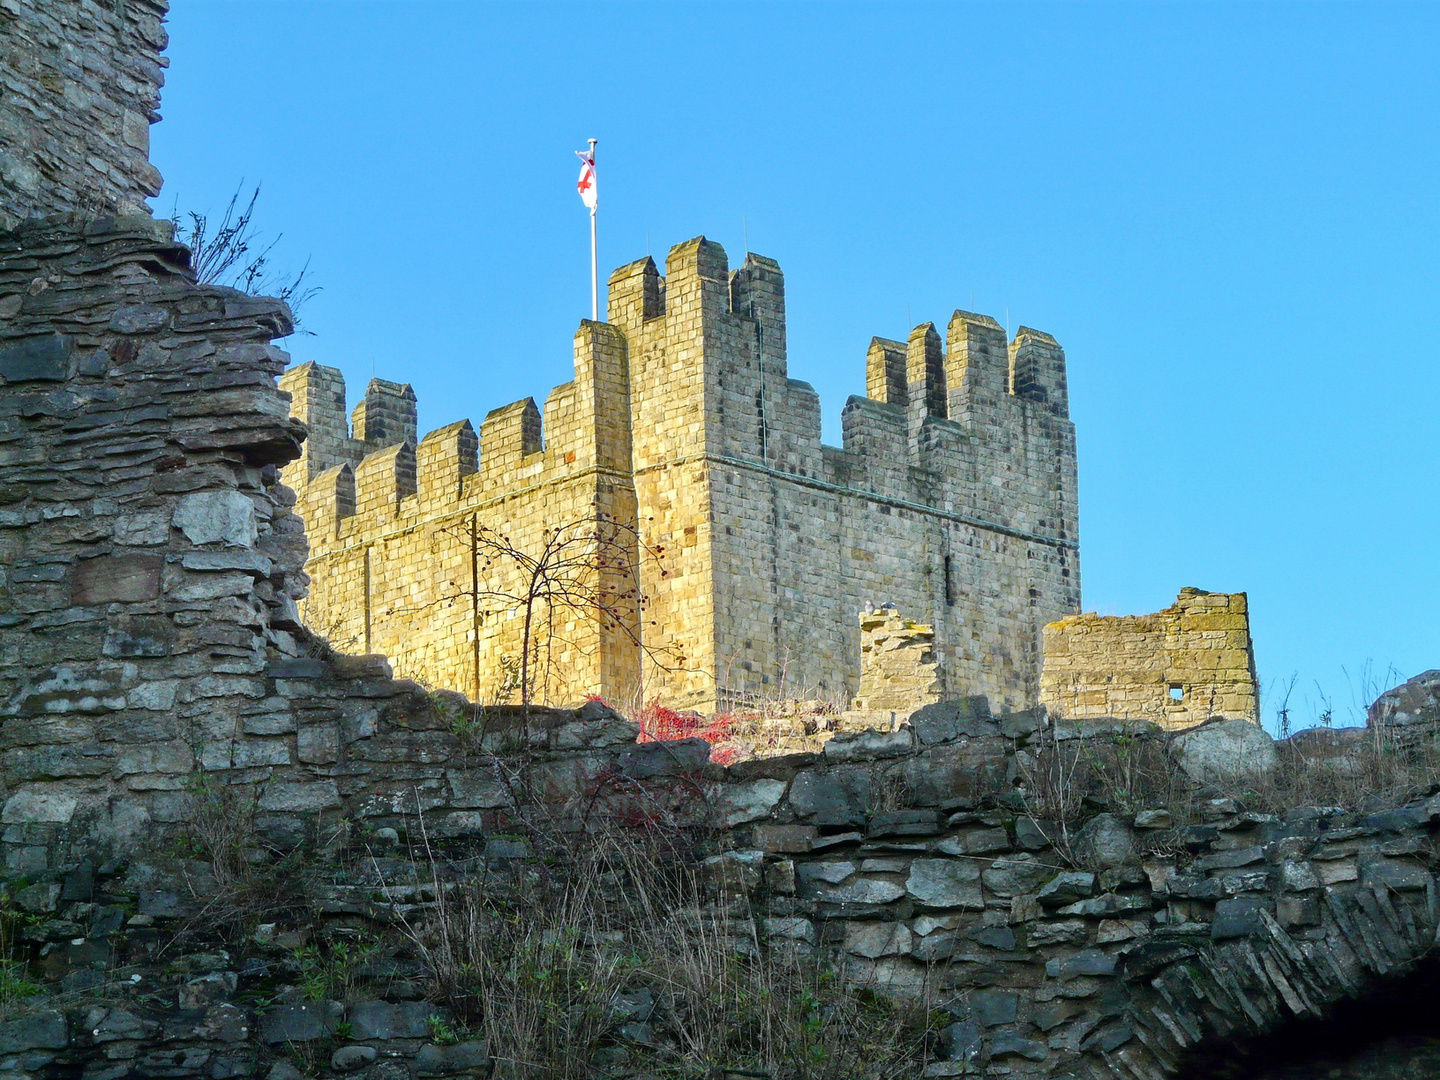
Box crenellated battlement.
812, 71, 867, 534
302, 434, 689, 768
283, 236, 1080, 711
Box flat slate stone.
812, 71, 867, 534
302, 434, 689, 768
0, 1011, 67, 1053
0, 333, 71, 382
72, 553, 162, 604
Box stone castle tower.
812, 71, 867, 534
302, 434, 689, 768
279, 238, 1081, 711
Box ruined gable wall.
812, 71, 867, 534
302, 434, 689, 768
278, 324, 641, 707
1040, 588, 1259, 728
608, 238, 1081, 712
0, 0, 167, 230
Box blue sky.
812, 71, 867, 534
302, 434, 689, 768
152, 2, 1438, 730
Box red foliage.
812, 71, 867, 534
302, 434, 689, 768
633, 700, 741, 766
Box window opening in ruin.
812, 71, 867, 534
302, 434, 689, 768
1169, 684, 1184, 702
943, 554, 955, 606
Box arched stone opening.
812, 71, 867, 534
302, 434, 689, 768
1174, 953, 1440, 1079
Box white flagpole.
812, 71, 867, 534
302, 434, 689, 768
588, 138, 598, 321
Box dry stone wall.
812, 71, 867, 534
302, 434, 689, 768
0, 0, 168, 230
283, 240, 1081, 714
1041, 589, 1259, 730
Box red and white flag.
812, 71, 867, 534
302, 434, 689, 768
576, 149, 597, 211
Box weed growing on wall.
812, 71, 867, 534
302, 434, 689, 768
396, 812, 933, 1080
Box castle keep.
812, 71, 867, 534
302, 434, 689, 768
280, 242, 1081, 710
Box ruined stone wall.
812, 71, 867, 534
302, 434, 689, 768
0, 0, 168, 230
853, 607, 942, 714
1040, 588, 1259, 729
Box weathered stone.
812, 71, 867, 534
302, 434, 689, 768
906, 858, 984, 909
935, 827, 1010, 855
752, 824, 817, 853
348, 1000, 443, 1040
1211, 897, 1267, 940
716, 778, 787, 825
260, 1002, 341, 1044
415, 1041, 492, 1076
1014, 816, 1051, 850
991, 1032, 1049, 1061
938, 1019, 983, 1061
909, 697, 996, 744
844, 921, 912, 958
1037, 871, 1096, 907
0, 1011, 67, 1053
1368, 670, 1440, 726
819, 878, 905, 905
823, 727, 914, 761
257, 782, 341, 812
331, 1046, 377, 1072
1172, 718, 1277, 783
178, 971, 237, 1011
1134, 808, 1172, 829
173, 490, 258, 548
1057, 892, 1152, 918
1073, 813, 1135, 869
109, 303, 170, 333
981, 853, 1051, 898
619, 737, 710, 778
0, 333, 72, 382
968, 988, 1018, 1027
2, 791, 79, 824
1046, 949, 1116, 979
789, 768, 874, 827
1026, 919, 1089, 946
72, 554, 162, 604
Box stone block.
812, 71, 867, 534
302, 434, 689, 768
173, 490, 258, 548
0, 1011, 67, 1053
2, 790, 79, 824
906, 858, 983, 909
72, 553, 162, 604
1072, 813, 1134, 869
1037, 872, 1096, 907
823, 727, 914, 761
715, 778, 787, 825
415, 1041, 492, 1076
981, 854, 1050, 898
260, 1002, 342, 1044
751, 824, 817, 853
844, 921, 912, 958
788, 767, 874, 827
0, 333, 72, 382
968, 988, 1018, 1027
258, 781, 341, 812
1171, 719, 1277, 783
1211, 897, 1267, 940
348, 1000, 446, 1040
909, 697, 995, 744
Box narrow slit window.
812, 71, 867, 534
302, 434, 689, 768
943, 554, 955, 606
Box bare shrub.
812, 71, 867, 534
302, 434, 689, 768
171, 183, 319, 328
396, 807, 932, 1079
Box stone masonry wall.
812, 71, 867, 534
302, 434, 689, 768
282, 239, 1081, 713
854, 606, 942, 715
0, 0, 168, 230
1040, 588, 1259, 730
278, 321, 641, 708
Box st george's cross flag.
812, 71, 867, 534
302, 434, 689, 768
576, 149, 597, 211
